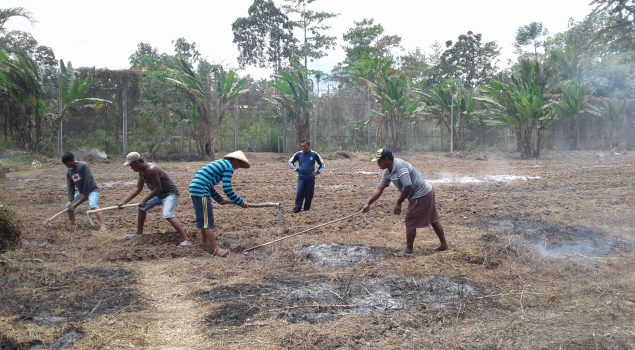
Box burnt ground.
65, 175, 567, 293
0, 150, 634, 349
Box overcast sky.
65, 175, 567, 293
4, 0, 594, 79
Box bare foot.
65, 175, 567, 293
100, 226, 108, 232
212, 248, 230, 257
393, 249, 414, 257
435, 244, 449, 251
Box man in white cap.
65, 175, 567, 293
118, 152, 191, 247
188, 150, 250, 256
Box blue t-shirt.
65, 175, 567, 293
288, 150, 325, 179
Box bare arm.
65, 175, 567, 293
362, 186, 386, 212
393, 185, 412, 215
119, 174, 144, 207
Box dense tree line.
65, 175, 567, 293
1, 0, 634, 159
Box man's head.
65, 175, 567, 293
372, 148, 394, 170
123, 152, 145, 172
61, 152, 77, 169
300, 140, 311, 153
224, 150, 251, 169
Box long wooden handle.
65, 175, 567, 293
243, 211, 362, 253
43, 208, 69, 224
248, 202, 280, 208
86, 203, 140, 214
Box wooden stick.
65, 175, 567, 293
86, 203, 140, 226
86, 203, 140, 214
248, 202, 280, 208
243, 211, 362, 253
43, 208, 69, 224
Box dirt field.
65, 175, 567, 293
1, 150, 634, 350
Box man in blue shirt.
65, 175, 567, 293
288, 140, 325, 213
189, 150, 250, 257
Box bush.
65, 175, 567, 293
0, 205, 22, 252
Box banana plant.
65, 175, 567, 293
269, 63, 313, 144
165, 60, 213, 156
213, 67, 249, 150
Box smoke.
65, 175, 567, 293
429, 174, 540, 184
86, 148, 108, 159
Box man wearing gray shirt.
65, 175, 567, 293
362, 148, 448, 255
62, 152, 107, 230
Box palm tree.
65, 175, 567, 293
0, 7, 35, 33
588, 97, 626, 149
549, 80, 589, 150
0, 48, 44, 150
365, 72, 420, 151
479, 59, 552, 159
166, 61, 248, 156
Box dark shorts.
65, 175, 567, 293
191, 196, 214, 229
405, 189, 439, 229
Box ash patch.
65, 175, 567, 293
29, 328, 84, 350
198, 275, 477, 326
302, 244, 384, 267
0, 267, 143, 325
204, 302, 260, 327
471, 219, 632, 257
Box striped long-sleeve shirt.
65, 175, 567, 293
188, 159, 245, 205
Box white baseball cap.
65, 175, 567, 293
123, 152, 142, 166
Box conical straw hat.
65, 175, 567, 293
223, 150, 250, 168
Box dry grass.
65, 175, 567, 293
0, 150, 634, 349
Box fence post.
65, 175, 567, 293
122, 86, 128, 155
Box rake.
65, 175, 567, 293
243, 210, 362, 253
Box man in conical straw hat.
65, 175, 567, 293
188, 150, 250, 256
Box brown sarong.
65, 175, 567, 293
405, 189, 439, 229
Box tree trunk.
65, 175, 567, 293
294, 108, 311, 145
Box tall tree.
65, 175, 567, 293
232, 0, 297, 72
129, 42, 160, 68
0, 30, 38, 55
434, 31, 500, 89
281, 0, 338, 69
514, 22, 549, 58
172, 37, 200, 68
341, 18, 401, 64
590, 0, 635, 52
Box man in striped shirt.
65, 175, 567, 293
288, 140, 325, 213
189, 150, 250, 256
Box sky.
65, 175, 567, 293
3, 0, 594, 79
